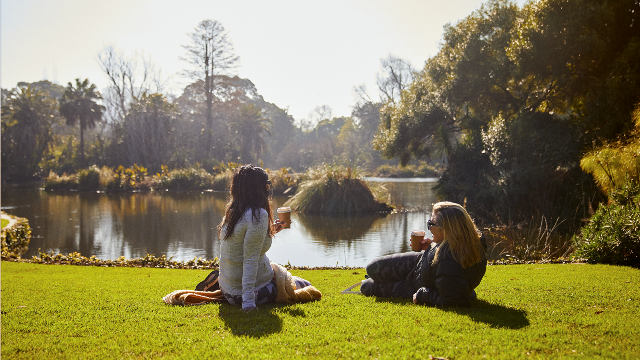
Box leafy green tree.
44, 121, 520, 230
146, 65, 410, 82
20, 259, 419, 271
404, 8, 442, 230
230, 103, 272, 164
509, 0, 640, 143
261, 103, 298, 168
375, 0, 640, 164
175, 76, 270, 166
374, 0, 521, 166
59, 79, 104, 168
1, 84, 58, 180
372, 0, 640, 227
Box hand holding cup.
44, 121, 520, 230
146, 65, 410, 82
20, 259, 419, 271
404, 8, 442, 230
277, 207, 292, 229
410, 230, 426, 252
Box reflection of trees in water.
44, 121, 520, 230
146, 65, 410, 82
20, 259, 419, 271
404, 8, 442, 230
368, 212, 431, 256
385, 182, 436, 210
6, 189, 230, 260
106, 192, 228, 260
296, 213, 384, 245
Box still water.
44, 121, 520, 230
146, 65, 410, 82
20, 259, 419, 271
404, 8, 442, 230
1, 179, 438, 267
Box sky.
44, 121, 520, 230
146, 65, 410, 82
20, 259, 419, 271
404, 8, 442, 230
1, 0, 527, 122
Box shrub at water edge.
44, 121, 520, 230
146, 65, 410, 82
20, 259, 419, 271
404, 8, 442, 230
1, 213, 31, 258
43, 171, 78, 190
77, 165, 101, 191
151, 165, 214, 191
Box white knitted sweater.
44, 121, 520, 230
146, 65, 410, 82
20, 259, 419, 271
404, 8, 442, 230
218, 208, 274, 309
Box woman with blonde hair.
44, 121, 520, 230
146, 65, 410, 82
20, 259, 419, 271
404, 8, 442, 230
361, 201, 487, 307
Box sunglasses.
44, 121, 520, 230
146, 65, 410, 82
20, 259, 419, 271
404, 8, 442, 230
427, 219, 439, 230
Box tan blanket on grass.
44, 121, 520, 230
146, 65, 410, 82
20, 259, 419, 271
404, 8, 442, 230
163, 262, 322, 306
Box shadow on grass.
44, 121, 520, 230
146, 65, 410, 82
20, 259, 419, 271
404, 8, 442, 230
447, 299, 530, 329
217, 303, 307, 338
372, 297, 529, 329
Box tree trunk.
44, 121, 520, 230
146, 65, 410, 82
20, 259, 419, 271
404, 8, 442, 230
79, 121, 85, 168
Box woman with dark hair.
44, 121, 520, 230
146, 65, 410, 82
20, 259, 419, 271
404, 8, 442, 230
217, 165, 312, 311
361, 201, 487, 307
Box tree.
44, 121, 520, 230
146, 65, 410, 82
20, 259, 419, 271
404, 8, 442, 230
111, 93, 178, 171
300, 105, 332, 132
508, 0, 640, 143
230, 103, 272, 163
1, 84, 58, 180
372, 0, 640, 226
376, 55, 417, 104
59, 78, 104, 168
98, 46, 166, 125
181, 19, 239, 159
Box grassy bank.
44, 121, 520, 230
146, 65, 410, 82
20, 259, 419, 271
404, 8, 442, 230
2, 262, 639, 359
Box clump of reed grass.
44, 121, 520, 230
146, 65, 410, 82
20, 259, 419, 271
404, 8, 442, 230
284, 164, 392, 215
483, 216, 573, 261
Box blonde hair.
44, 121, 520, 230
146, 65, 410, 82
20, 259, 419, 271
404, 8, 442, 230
432, 201, 484, 269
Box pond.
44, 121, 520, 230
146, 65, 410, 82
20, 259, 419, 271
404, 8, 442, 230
1, 179, 440, 267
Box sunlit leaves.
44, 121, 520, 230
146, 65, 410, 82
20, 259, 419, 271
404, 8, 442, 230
580, 103, 640, 194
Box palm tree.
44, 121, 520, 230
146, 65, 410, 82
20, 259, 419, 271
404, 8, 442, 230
59, 78, 104, 167
230, 103, 272, 163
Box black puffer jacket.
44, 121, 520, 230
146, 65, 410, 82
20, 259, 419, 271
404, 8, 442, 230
413, 235, 487, 307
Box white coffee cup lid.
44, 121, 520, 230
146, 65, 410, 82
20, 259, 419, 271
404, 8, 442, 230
277, 207, 291, 212
411, 230, 425, 236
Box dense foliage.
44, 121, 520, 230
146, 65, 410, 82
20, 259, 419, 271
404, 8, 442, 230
573, 181, 640, 266
374, 0, 640, 227
1, 84, 58, 181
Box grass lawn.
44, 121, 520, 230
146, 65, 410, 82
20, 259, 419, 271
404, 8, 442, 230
2, 262, 639, 359
1, 218, 9, 229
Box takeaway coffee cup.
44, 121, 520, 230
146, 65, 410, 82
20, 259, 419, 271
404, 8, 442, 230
411, 230, 426, 252
277, 207, 292, 229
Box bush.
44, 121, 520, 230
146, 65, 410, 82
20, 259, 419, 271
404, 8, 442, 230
376, 164, 394, 176
77, 165, 101, 191
151, 166, 214, 191
269, 167, 301, 195
373, 162, 437, 178
438, 112, 593, 230
1, 213, 31, 258
43, 171, 78, 190
212, 172, 232, 191
111, 165, 150, 192
573, 181, 640, 266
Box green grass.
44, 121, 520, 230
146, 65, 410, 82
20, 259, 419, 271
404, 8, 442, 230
2, 262, 639, 359
1, 218, 8, 229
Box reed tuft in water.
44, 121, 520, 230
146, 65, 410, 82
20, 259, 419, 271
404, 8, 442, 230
284, 164, 392, 215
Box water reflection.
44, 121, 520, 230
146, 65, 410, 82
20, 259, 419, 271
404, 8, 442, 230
1, 180, 438, 267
